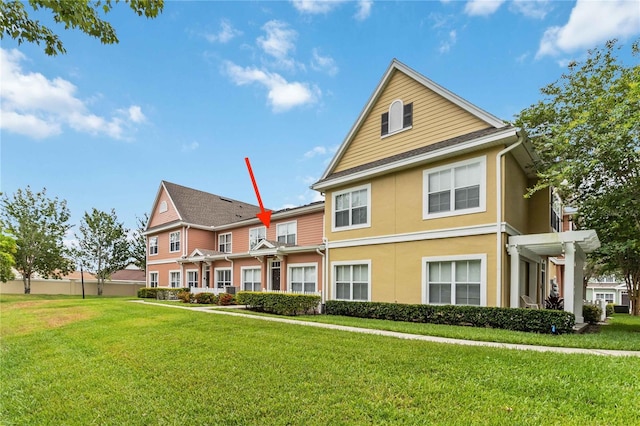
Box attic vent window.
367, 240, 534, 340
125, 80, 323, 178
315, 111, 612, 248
381, 100, 412, 137
159, 201, 168, 213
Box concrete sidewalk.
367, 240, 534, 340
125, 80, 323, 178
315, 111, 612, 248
132, 300, 640, 357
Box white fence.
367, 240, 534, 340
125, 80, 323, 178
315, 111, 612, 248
260, 288, 321, 296
190, 287, 229, 296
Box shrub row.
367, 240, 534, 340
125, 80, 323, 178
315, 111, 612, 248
236, 292, 321, 316
186, 292, 235, 305
325, 300, 576, 334
137, 288, 189, 299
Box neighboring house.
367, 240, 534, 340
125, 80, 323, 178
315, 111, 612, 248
586, 276, 629, 307
143, 181, 325, 294
311, 59, 599, 323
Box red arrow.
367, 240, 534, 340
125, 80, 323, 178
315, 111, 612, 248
245, 157, 272, 228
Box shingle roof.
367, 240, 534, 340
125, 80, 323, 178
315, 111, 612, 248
110, 269, 146, 282
162, 181, 262, 227
315, 126, 513, 185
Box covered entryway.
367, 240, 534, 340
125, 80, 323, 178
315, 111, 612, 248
507, 230, 600, 323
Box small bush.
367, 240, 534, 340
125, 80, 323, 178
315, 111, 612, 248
177, 291, 191, 303
325, 300, 576, 334
583, 304, 602, 325
194, 293, 219, 305
606, 303, 614, 317
218, 293, 234, 306
137, 288, 188, 299
236, 292, 320, 316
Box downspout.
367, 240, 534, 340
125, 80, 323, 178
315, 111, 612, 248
496, 132, 525, 307
322, 237, 329, 310
316, 248, 325, 305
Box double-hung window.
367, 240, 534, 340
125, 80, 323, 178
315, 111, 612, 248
219, 233, 232, 253
423, 157, 486, 219
595, 293, 615, 304
242, 268, 261, 291
334, 262, 370, 301
277, 221, 297, 245
333, 184, 370, 231
249, 227, 266, 250
149, 237, 158, 255
149, 272, 158, 288
216, 268, 232, 289
289, 264, 316, 293
169, 271, 181, 288
424, 256, 485, 306
187, 270, 198, 287
169, 231, 181, 252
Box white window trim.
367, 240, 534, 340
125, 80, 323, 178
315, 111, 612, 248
169, 270, 182, 288
215, 267, 233, 289
381, 99, 413, 139
287, 262, 318, 293
276, 221, 297, 245
169, 231, 181, 253
186, 269, 199, 288
331, 183, 372, 232
148, 271, 159, 288
422, 156, 487, 220
249, 226, 266, 250
159, 200, 168, 213
240, 266, 262, 292
595, 292, 615, 302
331, 260, 372, 302
218, 232, 232, 253
421, 254, 487, 306
148, 236, 158, 256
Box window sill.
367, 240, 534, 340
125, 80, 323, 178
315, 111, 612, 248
381, 125, 412, 139
422, 207, 485, 220
331, 223, 371, 233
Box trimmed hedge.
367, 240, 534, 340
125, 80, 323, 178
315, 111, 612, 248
325, 300, 576, 334
606, 303, 614, 317
236, 292, 321, 316
583, 304, 602, 325
137, 288, 189, 299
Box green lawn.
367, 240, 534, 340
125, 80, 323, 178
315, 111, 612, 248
1, 295, 639, 425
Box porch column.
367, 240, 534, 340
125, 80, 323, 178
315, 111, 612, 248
563, 242, 575, 320
508, 245, 521, 308
574, 247, 585, 323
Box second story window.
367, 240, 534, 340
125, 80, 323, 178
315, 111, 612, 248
249, 226, 266, 250
276, 221, 297, 245
149, 236, 158, 255
219, 233, 232, 253
381, 100, 413, 136
423, 156, 486, 219
333, 184, 371, 231
169, 231, 181, 253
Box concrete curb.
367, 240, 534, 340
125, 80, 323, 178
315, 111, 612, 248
132, 300, 640, 357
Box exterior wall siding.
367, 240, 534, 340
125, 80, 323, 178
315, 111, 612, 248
147, 229, 184, 261
503, 152, 530, 234
334, 71, 490, 173
327, 234, 497, 305
187, 228, 216, 253
325, 147, 502, 242
148, 187, 180, 228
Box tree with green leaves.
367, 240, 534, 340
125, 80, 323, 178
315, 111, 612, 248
0, 0, 163, 56
516, 39, 640, 315
0, 233, 17, 282
0, 187, 74, 293
74, 208, 131, 296
131, 212, 148, 272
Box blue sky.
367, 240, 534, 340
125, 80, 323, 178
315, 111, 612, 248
1, 0, 639, 239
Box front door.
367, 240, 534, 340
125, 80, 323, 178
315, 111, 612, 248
204, 265, 211, 288
271, 261, 281, 291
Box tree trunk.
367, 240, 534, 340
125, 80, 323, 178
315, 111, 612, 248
632, 294, 639, 316
98, 278, 103, 296
23, 276, 30, 294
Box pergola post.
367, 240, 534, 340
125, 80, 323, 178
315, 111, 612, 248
574, 247, 585, 323
508, 245, 520, 308
563, 242, 575, 320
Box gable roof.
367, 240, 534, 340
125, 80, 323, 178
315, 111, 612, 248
146, 181, 261, 231
317, 59, 508, 183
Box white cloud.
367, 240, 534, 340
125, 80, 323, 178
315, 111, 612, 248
223, 61, 320, 112
354, 0, 373, 21
258, 20, 297, 60
439, 30, 457, 53
205, 19, 242, 44
509, 0, 551, 19
537, 0, 640, 58
0, 48, 145, 140
291, 0, 344, 14
310, 49, 339, 76
464, 0, 506, 16
181, 141, 200, 152
303, 146, 327, 158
